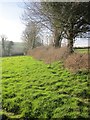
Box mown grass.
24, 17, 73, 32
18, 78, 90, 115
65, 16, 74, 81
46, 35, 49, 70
1, 56, 89, 119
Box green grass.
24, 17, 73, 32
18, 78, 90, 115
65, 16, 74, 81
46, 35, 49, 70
74, 48, 88, 54
1, 56, 89, 119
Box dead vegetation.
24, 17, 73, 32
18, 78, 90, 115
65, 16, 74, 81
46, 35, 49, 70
27, 46, 69, 63
27, 46, 89, 72
64, 53, 89, 72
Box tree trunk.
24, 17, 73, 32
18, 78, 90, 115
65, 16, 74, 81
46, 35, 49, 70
54, 36, 60, 47
67, 38, 74, 54
59, 39, 62, 47
32, 36, 36, 49
54, 29, 61, 48
67, 29, 74, 54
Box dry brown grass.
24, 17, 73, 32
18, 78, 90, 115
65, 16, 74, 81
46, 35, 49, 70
27, 46, 69, 63
27, 46, 89, 72
64, 53, 89, 72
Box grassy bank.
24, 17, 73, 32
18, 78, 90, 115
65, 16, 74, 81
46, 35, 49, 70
1, 56, 89, 119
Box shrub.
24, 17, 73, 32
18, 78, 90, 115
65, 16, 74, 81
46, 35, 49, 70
27, 46, 69, 63
64, 53, 89, 72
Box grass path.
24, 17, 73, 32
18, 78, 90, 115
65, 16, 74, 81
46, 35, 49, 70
1, 56, 89, 119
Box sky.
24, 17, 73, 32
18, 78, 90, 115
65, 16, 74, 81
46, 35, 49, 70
0, 1, 25, 42
0, 0, 89, 47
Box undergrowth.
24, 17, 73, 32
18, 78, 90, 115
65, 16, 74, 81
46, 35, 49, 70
1, 56, 89, 119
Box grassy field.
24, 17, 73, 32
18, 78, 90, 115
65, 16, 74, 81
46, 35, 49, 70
74, 48, 89, 54
1, 56, 89, 119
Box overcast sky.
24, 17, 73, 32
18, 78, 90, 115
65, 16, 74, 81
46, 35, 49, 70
0, 1, 89, 47
0, 1, 25, 42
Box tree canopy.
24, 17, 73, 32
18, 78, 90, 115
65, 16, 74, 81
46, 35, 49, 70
22, 1, 90, 53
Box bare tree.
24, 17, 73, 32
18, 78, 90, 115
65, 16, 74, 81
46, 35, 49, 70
22, 21, 42, 53
1, 35, 7, 56
22, 2, 55, 46
1, 35, 14, 56
7, 41, 14, 56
